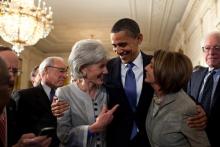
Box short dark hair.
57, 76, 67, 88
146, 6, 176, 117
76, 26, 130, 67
153, 50, 193, 94
111, 18, 140, 38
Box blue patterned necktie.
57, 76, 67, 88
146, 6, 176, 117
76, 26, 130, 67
124, 62, 137, 139
201, 70, 215, 115
50, 88, 55, 102
124, 63, 137, 111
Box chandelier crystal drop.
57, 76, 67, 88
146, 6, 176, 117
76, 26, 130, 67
0, 0, 53, 55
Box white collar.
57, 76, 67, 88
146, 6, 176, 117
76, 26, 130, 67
123, 52, 143, 69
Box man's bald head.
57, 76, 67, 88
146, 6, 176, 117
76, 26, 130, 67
0, 46, 19, 91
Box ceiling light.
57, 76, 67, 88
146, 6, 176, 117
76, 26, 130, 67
0, 0, 53, 55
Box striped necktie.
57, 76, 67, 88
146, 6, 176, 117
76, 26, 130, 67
200, 70, 216, 115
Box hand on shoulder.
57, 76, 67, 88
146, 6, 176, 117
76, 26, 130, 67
13, 133, 51, 147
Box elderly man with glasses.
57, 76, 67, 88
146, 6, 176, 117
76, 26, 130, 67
13, 56, 68, 147
0, 46, 52, 147
187, 31, 220, 147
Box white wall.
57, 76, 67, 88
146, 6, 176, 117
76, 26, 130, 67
19, 47, 45, 89
169, 0, 220, 67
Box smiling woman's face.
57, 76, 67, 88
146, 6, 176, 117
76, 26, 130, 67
82, 59, 108, 86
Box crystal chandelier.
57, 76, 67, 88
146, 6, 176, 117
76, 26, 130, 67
0, 0, 53, 55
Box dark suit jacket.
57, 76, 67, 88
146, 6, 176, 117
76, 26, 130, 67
14, 84, 59, 147
104, 52, 154, 147
187, 67, 220, 147
6, 98, 18, 147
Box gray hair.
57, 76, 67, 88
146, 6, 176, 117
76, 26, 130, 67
201, 31, 220, 48
68, 39, 108, 80
39, 56, 64, 75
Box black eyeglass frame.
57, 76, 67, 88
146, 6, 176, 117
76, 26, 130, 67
47, 66, 68, 73
202, 45, 220, 52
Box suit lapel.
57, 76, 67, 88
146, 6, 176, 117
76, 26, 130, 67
36, 84, 51, 112
137, 52, 152, 108
105, 57, 123, 88
192, 68, 208, 100
212, 79, 220, 108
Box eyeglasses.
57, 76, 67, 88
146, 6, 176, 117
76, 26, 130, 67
47, 66, 68, 73
8, 67, 22, 76
202, 45, 220, 52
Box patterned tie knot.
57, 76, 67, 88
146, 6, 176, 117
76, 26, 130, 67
50, 88, 55, 102
209, 70, 216, 77
127, 63, 135, 79
204, 70, 216, 88
127, 62, 135, 70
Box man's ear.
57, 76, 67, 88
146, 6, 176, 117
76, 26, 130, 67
42, 67, 48, 77
137, 33, 143, 44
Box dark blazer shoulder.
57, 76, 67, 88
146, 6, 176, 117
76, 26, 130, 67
141, 51, 152, 66
105, 57, 122, 87
14, 85, 46, 101
17, 85, 44, 95
191, 67, 207, 77
187, 67, 208, 99
6, 98, 16, 111
107, 56, 121, 68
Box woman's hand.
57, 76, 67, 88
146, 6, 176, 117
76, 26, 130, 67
89, 104, 119, 133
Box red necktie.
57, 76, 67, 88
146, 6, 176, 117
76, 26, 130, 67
0, 112, 6, 147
